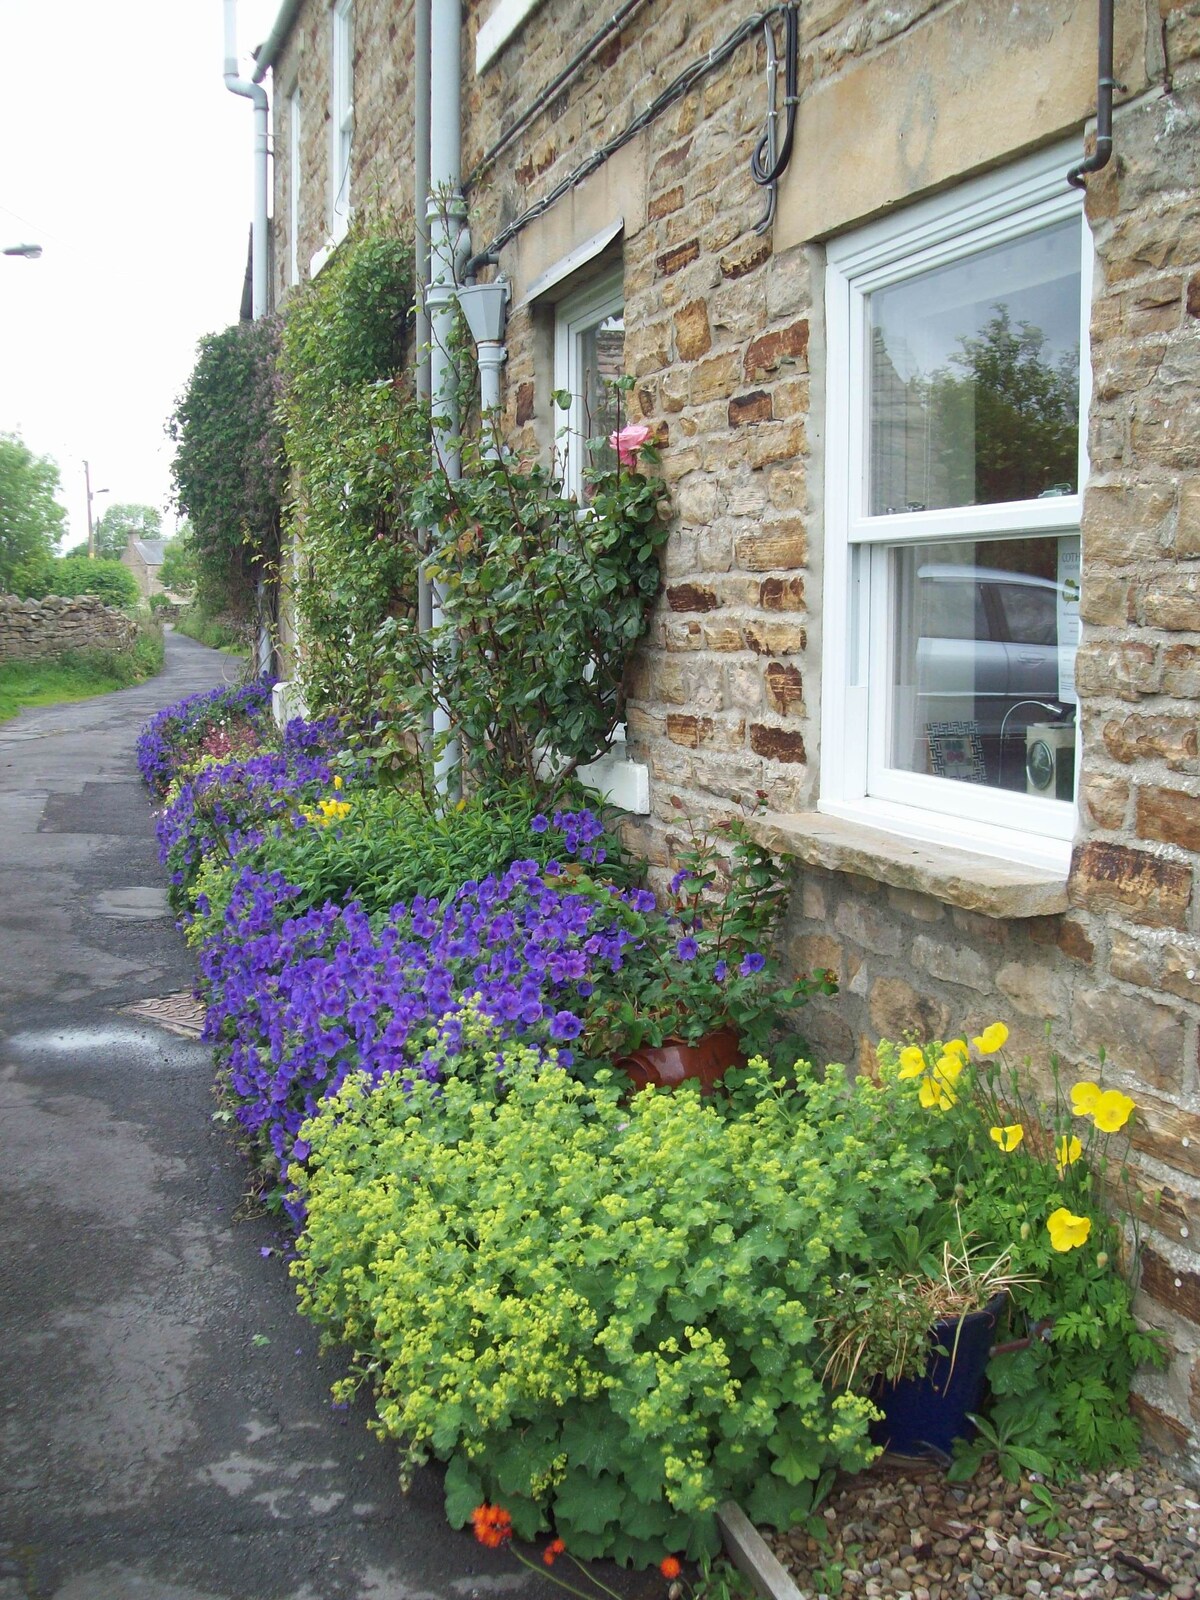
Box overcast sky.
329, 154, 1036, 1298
0, 0, 279, 547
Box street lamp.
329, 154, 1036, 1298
83, 461, 109, 559
3, 243, 43, 259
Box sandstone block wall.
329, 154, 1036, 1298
267, 0, 1200, 1465
0, 594, 139, 664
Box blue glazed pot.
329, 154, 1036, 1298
870, 1292, 1006, 1461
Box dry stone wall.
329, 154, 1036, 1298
0, 594, 138, 664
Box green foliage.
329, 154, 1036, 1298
172, 605, 249, 655
168, 317, 285, 617
583, 807, 833, 1056
279, 222, 420, 726
158, 526, 196, 595
92, 502, 162, 561
0, 432, 66, 592
30, 556, 141, 608
0, 625, 163, 722
200, 781, 626, 931
292, 1037, 939, 1566
392, 412, 672, 792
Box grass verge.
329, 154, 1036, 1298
0, 626, 165, 724
172, 606, 250, 657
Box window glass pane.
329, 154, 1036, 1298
579, 311, 625, 483
868, 219, 1081, 515
887, 535, 1079, 798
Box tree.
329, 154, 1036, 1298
927, 308, 1079, 505
158, 525, 197, 596
92, 502, 162, 560
168, 317, 284, 618
0, 433, 67, 592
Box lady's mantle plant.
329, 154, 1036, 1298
292, 1030, 911, 1567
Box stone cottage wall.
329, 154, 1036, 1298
459, 0, 1200, 1468
0, 594, 138, 664
264, 0, 1200, 1465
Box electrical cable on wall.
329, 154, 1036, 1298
750, 3, 799, 233
476, 5, 794, 262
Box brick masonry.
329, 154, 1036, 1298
268, 0, 1200, 1469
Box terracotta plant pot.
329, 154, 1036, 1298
614, 1026, 745, 1096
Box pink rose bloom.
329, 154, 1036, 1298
609, 422, 651, 467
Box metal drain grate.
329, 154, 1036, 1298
120, 991, 207, 1038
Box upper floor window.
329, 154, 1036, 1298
821, 145, 1090, 873
330, 0, 354, 241
553, 270, 624, 504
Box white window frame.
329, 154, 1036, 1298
330, 0, 354, 243
287, 84, 301, 286
820, 142, 1092, 874
553, 270, 624, 505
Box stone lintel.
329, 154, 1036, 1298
747, 810, 1070, 920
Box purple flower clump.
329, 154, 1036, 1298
198, 811, 639, 1223
137, 679, 278, 794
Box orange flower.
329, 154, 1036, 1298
470, 1503, 514, 1549
661, 1557, 682, 1580
543, 1538, 566, 1566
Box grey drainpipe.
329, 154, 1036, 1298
223, 0, 269, 320
427, 0, 469, 793
415, 0, 433, 652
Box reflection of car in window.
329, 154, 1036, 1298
914, 564, 1075, 791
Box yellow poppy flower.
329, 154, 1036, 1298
1092, 1089, 1135, 1133
897, 1046, 926, 1080
971, 1023, 1009, 1055
1046, 1207, 1092, 1252
332, 774, 344, 790
935, 1052, 965, 1083
919, 1074, 957, 1112
989, 1123, 1024, 1152
944, 1038, 970, 1062
1071, 1080, 1102, 1117
1054, 1134, 1083, 1176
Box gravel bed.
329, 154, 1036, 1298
768, 1457, 1199, 1600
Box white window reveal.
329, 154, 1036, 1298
553, 270, 625, 505
821, 143, 1090, 874
288, 85, 301, 286
330, 0, 354, 243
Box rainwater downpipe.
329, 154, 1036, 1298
1067, 0, 1115, 188
224, 0, 271, 674
223, 0, 269, 320
414, 0, 433, 719
427, 0, 469, 791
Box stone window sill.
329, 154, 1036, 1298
746, 810, 1070, 920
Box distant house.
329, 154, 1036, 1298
121, 534, 166, 599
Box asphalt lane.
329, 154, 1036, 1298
0, 630, 623, 1600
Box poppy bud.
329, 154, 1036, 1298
1096, 1251, 1109, 1269
1020, 1221, 1031, 1240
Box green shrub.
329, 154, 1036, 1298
293, 1036, 917, 1566
21, 556, 141, 608
172, 605, 250, 655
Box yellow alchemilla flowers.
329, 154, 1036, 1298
1071, 1080, 1135, 1133
1054, 1133, 1083, 1177
1047, 1207, 1092, 1252
972, 1022, 1009, 1054
989, 1123, 1024, 1152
